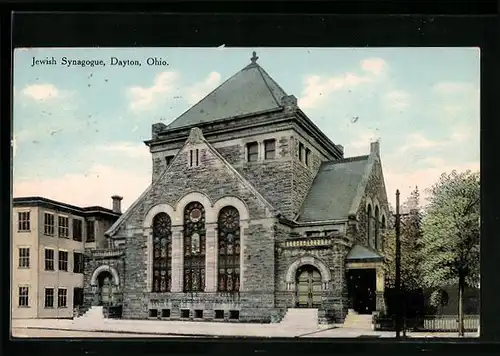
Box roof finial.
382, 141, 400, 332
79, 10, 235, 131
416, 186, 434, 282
251, 51, 259, 64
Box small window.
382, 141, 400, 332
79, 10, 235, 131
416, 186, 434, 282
57, 288, 67, 308
189, 149, 200, 167
161, 309, 171, 318
165, 155, 174, 167
247, 142, 258, 162
44, 213, 55, 236
73, 252, 84, 273
73, 287, 83, 307
148, 309, 158, 318
18, 286, 29, 307
181, 309, 190, 318
45, 288, 54, 308
18, 247, 30, 268
18, 212, 30, 231
86, 220, 95, 242
229, 310, 239, 320
73, 219, 83, 241
215, 310, 224, 319
45, 249, 55, 271
58, 216, 69, 238
194, 309, 203, 319
305, 148, 311, 166
299, 142, 304, 162
58, 251, 68, 271
264, 139, 276, 160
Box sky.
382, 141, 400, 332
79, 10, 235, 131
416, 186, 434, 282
13, 47, 480, 211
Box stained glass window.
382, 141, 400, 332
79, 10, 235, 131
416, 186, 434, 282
152, 212, 172, 293
217, 206, 240, 293
183, 202, 206, 292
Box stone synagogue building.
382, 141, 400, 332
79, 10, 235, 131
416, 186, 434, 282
82, 52, 390, 324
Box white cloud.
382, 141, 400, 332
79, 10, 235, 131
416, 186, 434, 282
344, 131, 381, 156
360, 58, 387, 76
185, 71, 221, 105
128, 71, 179, 112
21, 84, 61, 101
383, 90, 411, 110
298, 58, 387, 110
384, 161, 480, 208
94, 142, 150, 159
398, 133, 448, 154
433, 81, 477, 95
13, 164, 150, 211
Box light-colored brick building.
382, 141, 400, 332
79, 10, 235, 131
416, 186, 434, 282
12, 197, 121, 319
83, 52, 390, 324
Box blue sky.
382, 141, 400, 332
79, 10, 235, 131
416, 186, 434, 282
13, 47, 480, 210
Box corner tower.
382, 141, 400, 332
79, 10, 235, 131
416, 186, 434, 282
144, 52, 344, 220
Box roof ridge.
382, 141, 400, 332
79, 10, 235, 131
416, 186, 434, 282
325, 155, 370, 165
255, 64, 284, 107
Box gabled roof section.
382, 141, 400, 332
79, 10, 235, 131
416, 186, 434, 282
166, 52, 288, 130
297, 155, 370, 222
106, 127, 279, 237
346, 244, 384, 261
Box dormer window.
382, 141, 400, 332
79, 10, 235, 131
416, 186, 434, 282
189, 149, 200, 167
264, 139, 276, 160
247, 142, 258, 162
165, 155, 174, 167
305, 148, 311, 166
299, 142, 304, 162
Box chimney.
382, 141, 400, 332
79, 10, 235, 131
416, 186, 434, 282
111, 195, 123, 214
370, 141, 380, 156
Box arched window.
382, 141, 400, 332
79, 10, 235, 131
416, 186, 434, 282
382, 215, 386, 229
366, 204, 372, 246
374, 206, 380, 249
217, 206, 241, 293
152, 212, 172, 292
183, 202, 206, 292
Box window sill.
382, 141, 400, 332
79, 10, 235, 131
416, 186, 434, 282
44, 306, 54, 309
58, 306, 68, 309
18, 306, 30, 308
44, 269, 55, 272
18, 266, 30, 269
17, 230, 31, 233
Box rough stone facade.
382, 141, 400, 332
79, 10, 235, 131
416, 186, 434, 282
83, 58, 390, 325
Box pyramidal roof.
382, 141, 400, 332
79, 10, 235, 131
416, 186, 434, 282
166, 52, 288, 130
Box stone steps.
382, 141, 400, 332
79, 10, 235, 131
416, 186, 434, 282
279, 308, 319, 329
342, 312, 373, 330
75, 306, 104, 321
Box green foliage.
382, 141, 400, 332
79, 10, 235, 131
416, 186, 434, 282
383, 186, 424, 291
420, 170, 480, 293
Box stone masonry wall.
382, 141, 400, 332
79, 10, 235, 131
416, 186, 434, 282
291, 136, 324, 219
355, 159, 390, 250
119, 140, 280, 320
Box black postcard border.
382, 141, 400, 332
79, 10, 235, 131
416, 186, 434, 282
3, 5, 500, 356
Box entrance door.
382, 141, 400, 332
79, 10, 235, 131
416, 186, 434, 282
296, 265, 322, 308
347, 269, 376, 314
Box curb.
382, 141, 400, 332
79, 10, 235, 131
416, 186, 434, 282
18, 326, 214, 337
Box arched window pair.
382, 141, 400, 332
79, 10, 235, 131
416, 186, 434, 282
366, 203, 386, 250
150, 203, 241, 293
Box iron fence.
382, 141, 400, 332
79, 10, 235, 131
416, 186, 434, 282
374, 314, 479, 332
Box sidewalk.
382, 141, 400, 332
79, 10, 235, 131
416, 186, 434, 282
11, 319, 478, 338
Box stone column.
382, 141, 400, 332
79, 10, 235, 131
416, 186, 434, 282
144, 228, 153, 292
171, 226, 184, 292
375, 266, 386, 314
239, 221, 249, 292
205, 223, 218, 292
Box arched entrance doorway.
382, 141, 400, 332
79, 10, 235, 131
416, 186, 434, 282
296, 265, 322, 308
97, 271, 115, 306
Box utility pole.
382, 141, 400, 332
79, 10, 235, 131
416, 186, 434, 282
395, 190, 402, 339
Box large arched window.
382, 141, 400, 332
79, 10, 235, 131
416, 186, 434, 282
366, 204, 372, 246
152, 212, 172, 292
217, 206, 241, 293
183, 202, 206, 292
381, 215, 386, 229
374, 206, 380, 249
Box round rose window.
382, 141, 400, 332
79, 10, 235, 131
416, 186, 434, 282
190, 208, 202, 222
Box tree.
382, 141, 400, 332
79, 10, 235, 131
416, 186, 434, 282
420, 170, 480, 336
383, 186, 424, 291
